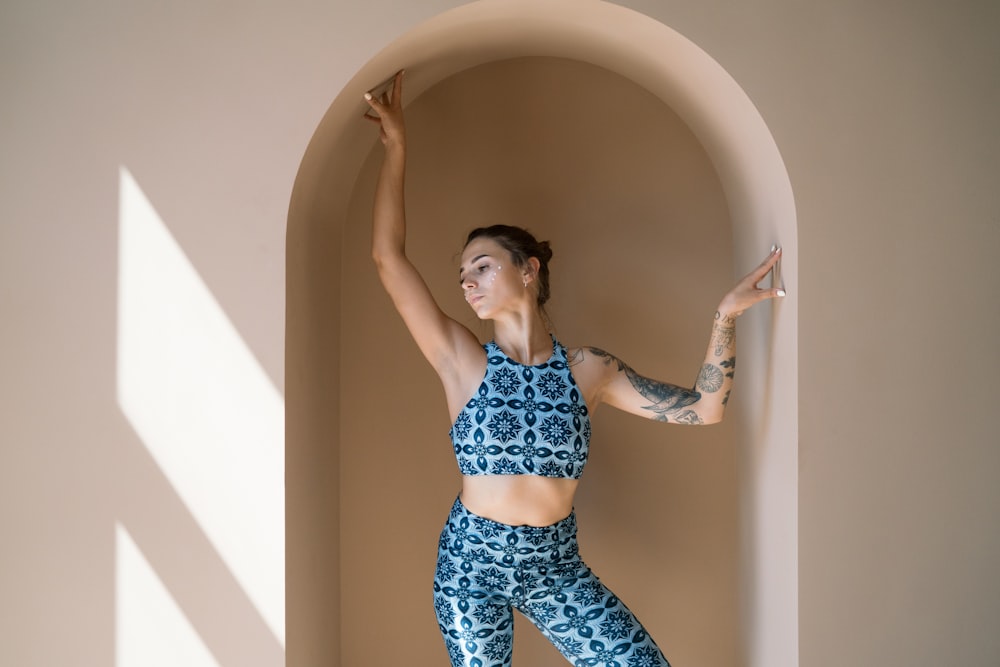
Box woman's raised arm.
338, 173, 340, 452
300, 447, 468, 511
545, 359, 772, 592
364, 71, 479, 375
578, 248, 784, 424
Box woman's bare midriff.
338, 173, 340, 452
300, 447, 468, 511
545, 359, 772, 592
460, 475, 579, 527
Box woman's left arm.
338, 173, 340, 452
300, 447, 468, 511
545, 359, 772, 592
583, 248, 784, 425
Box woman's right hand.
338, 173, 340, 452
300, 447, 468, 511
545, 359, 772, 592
716, 246, 785, 319
364, 70, 406, 148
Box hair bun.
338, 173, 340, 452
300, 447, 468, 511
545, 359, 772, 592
536, 240, 553, 263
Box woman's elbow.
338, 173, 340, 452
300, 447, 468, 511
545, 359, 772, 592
371, 247, 400, 272
698, 408, 725, 426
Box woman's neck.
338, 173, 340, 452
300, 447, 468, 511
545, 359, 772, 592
491, 315, 551, 366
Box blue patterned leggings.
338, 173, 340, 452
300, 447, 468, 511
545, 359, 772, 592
433, 496, 670, 667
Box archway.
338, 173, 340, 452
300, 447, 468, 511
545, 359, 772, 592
287, 2, 797, 666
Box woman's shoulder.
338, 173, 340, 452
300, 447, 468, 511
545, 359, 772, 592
564, 344, 624, 371
560, 343, 621, 406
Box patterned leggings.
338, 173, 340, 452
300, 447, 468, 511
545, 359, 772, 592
433, 496, 670, 667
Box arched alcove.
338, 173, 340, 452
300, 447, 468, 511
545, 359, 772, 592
287, 2, 797, 666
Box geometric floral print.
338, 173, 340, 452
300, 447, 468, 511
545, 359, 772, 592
434, 497, 671, 667
450, 338, 591, 479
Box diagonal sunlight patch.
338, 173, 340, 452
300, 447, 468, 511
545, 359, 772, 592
116, 523, 220, 667
116, 166, 284, 646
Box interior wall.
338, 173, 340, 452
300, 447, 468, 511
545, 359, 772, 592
340, 57, 738, 666
6, 1, 998, 667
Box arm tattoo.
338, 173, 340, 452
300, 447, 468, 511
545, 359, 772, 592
696, 363, 724, 393
673, 410, 703, 425
586, 346, 627, 371
586, 347, 703, 423
711, 311, 736, 357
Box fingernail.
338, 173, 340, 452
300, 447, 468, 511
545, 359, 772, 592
777, 289, 786, 297
771, 244, 777, 253
364, 92, 372, 100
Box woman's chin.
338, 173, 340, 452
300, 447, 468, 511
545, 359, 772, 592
469, 304, 492, 320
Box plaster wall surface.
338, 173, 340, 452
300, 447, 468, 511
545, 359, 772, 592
2, 1, 998, 667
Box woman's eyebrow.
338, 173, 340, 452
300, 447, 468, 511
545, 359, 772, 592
458, 254, 491, 282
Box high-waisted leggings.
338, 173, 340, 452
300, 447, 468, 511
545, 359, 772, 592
433, 496, 670, 667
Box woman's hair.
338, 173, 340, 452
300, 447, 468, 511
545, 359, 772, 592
465, 225, 553, 306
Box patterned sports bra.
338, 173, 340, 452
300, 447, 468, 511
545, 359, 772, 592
449, 337, 591, 479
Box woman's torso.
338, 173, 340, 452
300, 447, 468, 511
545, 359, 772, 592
445, 337, 603, 527
459, 475, 579, 526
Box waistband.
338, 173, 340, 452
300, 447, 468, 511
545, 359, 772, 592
443, 495, 579, 566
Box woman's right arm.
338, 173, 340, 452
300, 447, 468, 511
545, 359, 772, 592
364, 72, 479, 376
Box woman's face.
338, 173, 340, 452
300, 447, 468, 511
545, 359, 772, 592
459, 237, 525, 319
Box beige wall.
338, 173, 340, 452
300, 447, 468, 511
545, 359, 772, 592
3, 2, 998, 667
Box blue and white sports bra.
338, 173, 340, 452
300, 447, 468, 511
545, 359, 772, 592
449, 337, 591, 479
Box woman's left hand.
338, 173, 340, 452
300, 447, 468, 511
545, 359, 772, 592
717, 247, 785, 318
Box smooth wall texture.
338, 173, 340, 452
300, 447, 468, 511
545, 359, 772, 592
3, 2, 999, 667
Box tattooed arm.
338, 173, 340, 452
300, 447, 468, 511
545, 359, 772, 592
573, 342, 725, 425
571, 248, 784, 425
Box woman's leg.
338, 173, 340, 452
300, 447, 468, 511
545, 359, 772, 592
433, 496, 667, 667
433, 584, 515, 667
433, 501, 516, 667
516, 560, 670, 667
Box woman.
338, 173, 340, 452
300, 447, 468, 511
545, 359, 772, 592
364, 71, 784, 667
